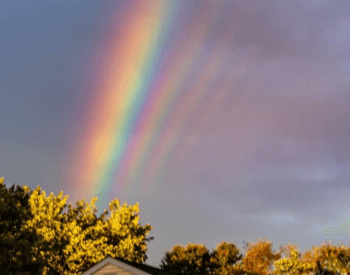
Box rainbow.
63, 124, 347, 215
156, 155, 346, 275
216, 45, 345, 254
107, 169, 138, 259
65, 0, 247, 210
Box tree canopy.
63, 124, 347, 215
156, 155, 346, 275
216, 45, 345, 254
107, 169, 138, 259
240, 238, 282, 275
160, 241, 244, 275
0, 178, 153, 275
160, 243, 211, 275
0, 177, 45, 275
161, 239, 350, 275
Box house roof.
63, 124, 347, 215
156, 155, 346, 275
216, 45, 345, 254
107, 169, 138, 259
81, 256, 181, 275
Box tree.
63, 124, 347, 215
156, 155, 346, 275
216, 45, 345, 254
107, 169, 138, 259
0, 177, 45, 275
160, 243, 211, 275
301, 242, 350, 275
240, 238, 281, 275
273, 242, 350, 275
273, 243, 314, 275
24, 185, 154, 275
209, 242, 243, 275
0, 178, 154, 275
160, 241, 245, 275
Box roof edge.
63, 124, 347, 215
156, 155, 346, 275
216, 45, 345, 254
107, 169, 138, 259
80, 257, 152, 275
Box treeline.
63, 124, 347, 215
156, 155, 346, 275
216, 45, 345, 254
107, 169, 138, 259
1, 177, 349, 275
160, 239, 350, 275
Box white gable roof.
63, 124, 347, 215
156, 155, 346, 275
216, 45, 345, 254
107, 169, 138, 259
81, 257, 152, 275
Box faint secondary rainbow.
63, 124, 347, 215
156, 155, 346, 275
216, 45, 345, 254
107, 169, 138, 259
66, 0, 246, 209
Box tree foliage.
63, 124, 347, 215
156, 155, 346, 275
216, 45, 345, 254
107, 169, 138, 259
240, 238, 282, 275
209, 242, 243, 275
160, 243, 211, 275
160, 238, 285, 275
0, 179, 153, 275
302, 242, 350, 275
160, 242, 244, 275
273, 242, 350, 275
273, 243, 314, 275
0, 177, 45, 275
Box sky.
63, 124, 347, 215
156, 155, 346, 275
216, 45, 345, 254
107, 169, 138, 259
1, 0, 350, 268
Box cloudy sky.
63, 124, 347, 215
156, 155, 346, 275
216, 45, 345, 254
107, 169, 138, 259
1, 0, 350, 267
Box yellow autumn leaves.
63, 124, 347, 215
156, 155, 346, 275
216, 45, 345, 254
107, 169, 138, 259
0, 179, 153, 275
